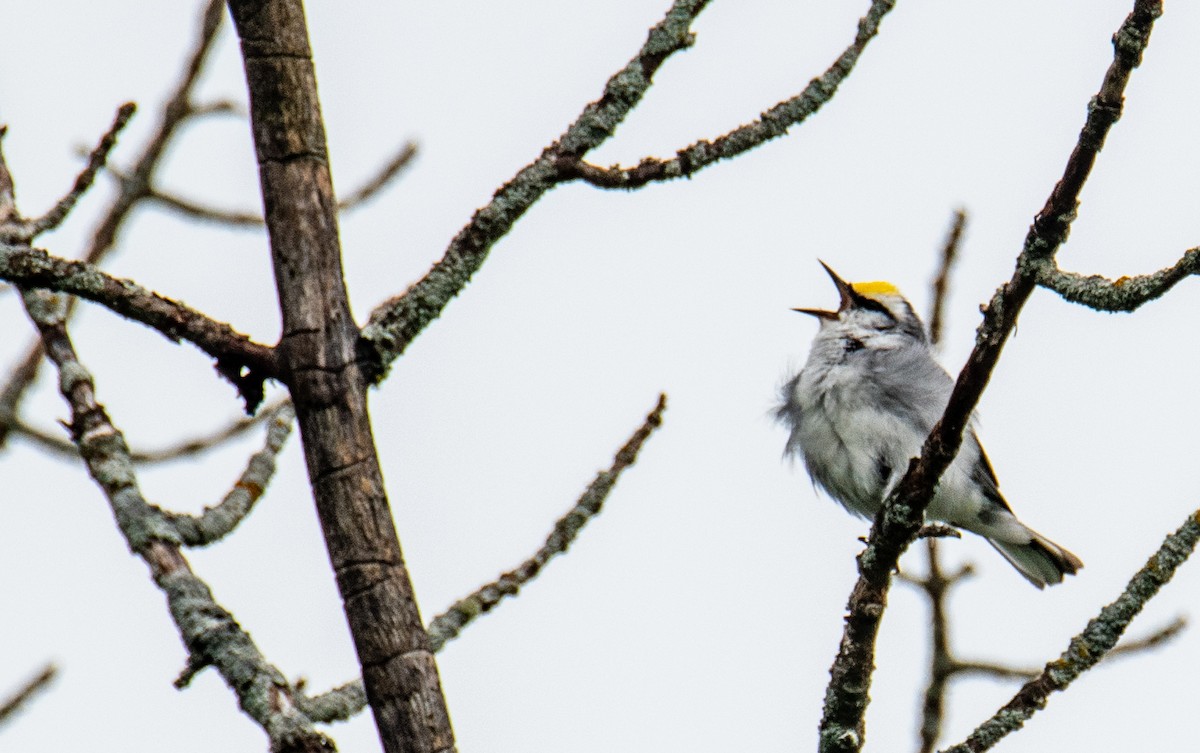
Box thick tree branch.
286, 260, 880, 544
817, 4, 1161, 751
21, 289, 331, 753
561, 0, 899, 189
226, 2, 454, 751
940, 511, 1200, 753
358, 0, 713, 382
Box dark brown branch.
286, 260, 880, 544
817, 4, 1161, 751
901, 541, 974, 753
20, 289, 331, 753
927, 209, 967, 347
0, 664, 57, 728
359, 0, 714, 382
941, 511, 1199, 753
226, 2, 453, 752
560, 0, 898, 189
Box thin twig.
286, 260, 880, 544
2, 398, 287, 464
0, 664, 57, 727
562, 0, 899, 189
163, 402, 295, 545
0, 104, 137, 243
940, 510, 1199, 753
927, 208, 967, 348
123, 141, 418, 228
911, 208, 969, 753
818, 4, 1162, 751
338, 141, 418, 210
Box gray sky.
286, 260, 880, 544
1, 1, 1197, 751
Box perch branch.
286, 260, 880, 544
817, 3, 1162, 751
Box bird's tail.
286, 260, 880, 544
989, 528, 1083, 589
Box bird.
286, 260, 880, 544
776, 261, 1082, 588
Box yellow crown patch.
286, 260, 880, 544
851, 280, 900, 296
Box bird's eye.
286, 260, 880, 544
843, 337, 864, 353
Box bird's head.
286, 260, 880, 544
794, 261, 928, 350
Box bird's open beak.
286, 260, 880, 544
792, 260, 855, 319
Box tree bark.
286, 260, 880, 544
224, 2, 456, 752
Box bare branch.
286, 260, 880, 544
562, 0, 899, 189
915, 524, 961, 540
122, 140, 418, 229
0, 340, 44, 450
188, 99, 244, 119
428, 393, 667, 652
1105, 615, 1187, 659
927, 209, 967, 347
300, 394, 669, 724
359, 0, 714, 382
27, 104, 138, 238
0, 244, 277, 383
1034, 247, 1199, 312
818, 3, 1162, 751
296, 681, 368, 726
0, 104, 137, 243
900, 541, 975, 753
3, 398, 288, 463
19, 288, 331, 752
339, 141, 418, 210
164, 402, 295, 545
0, 664, 57, 728
940, 510, 1199, 753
